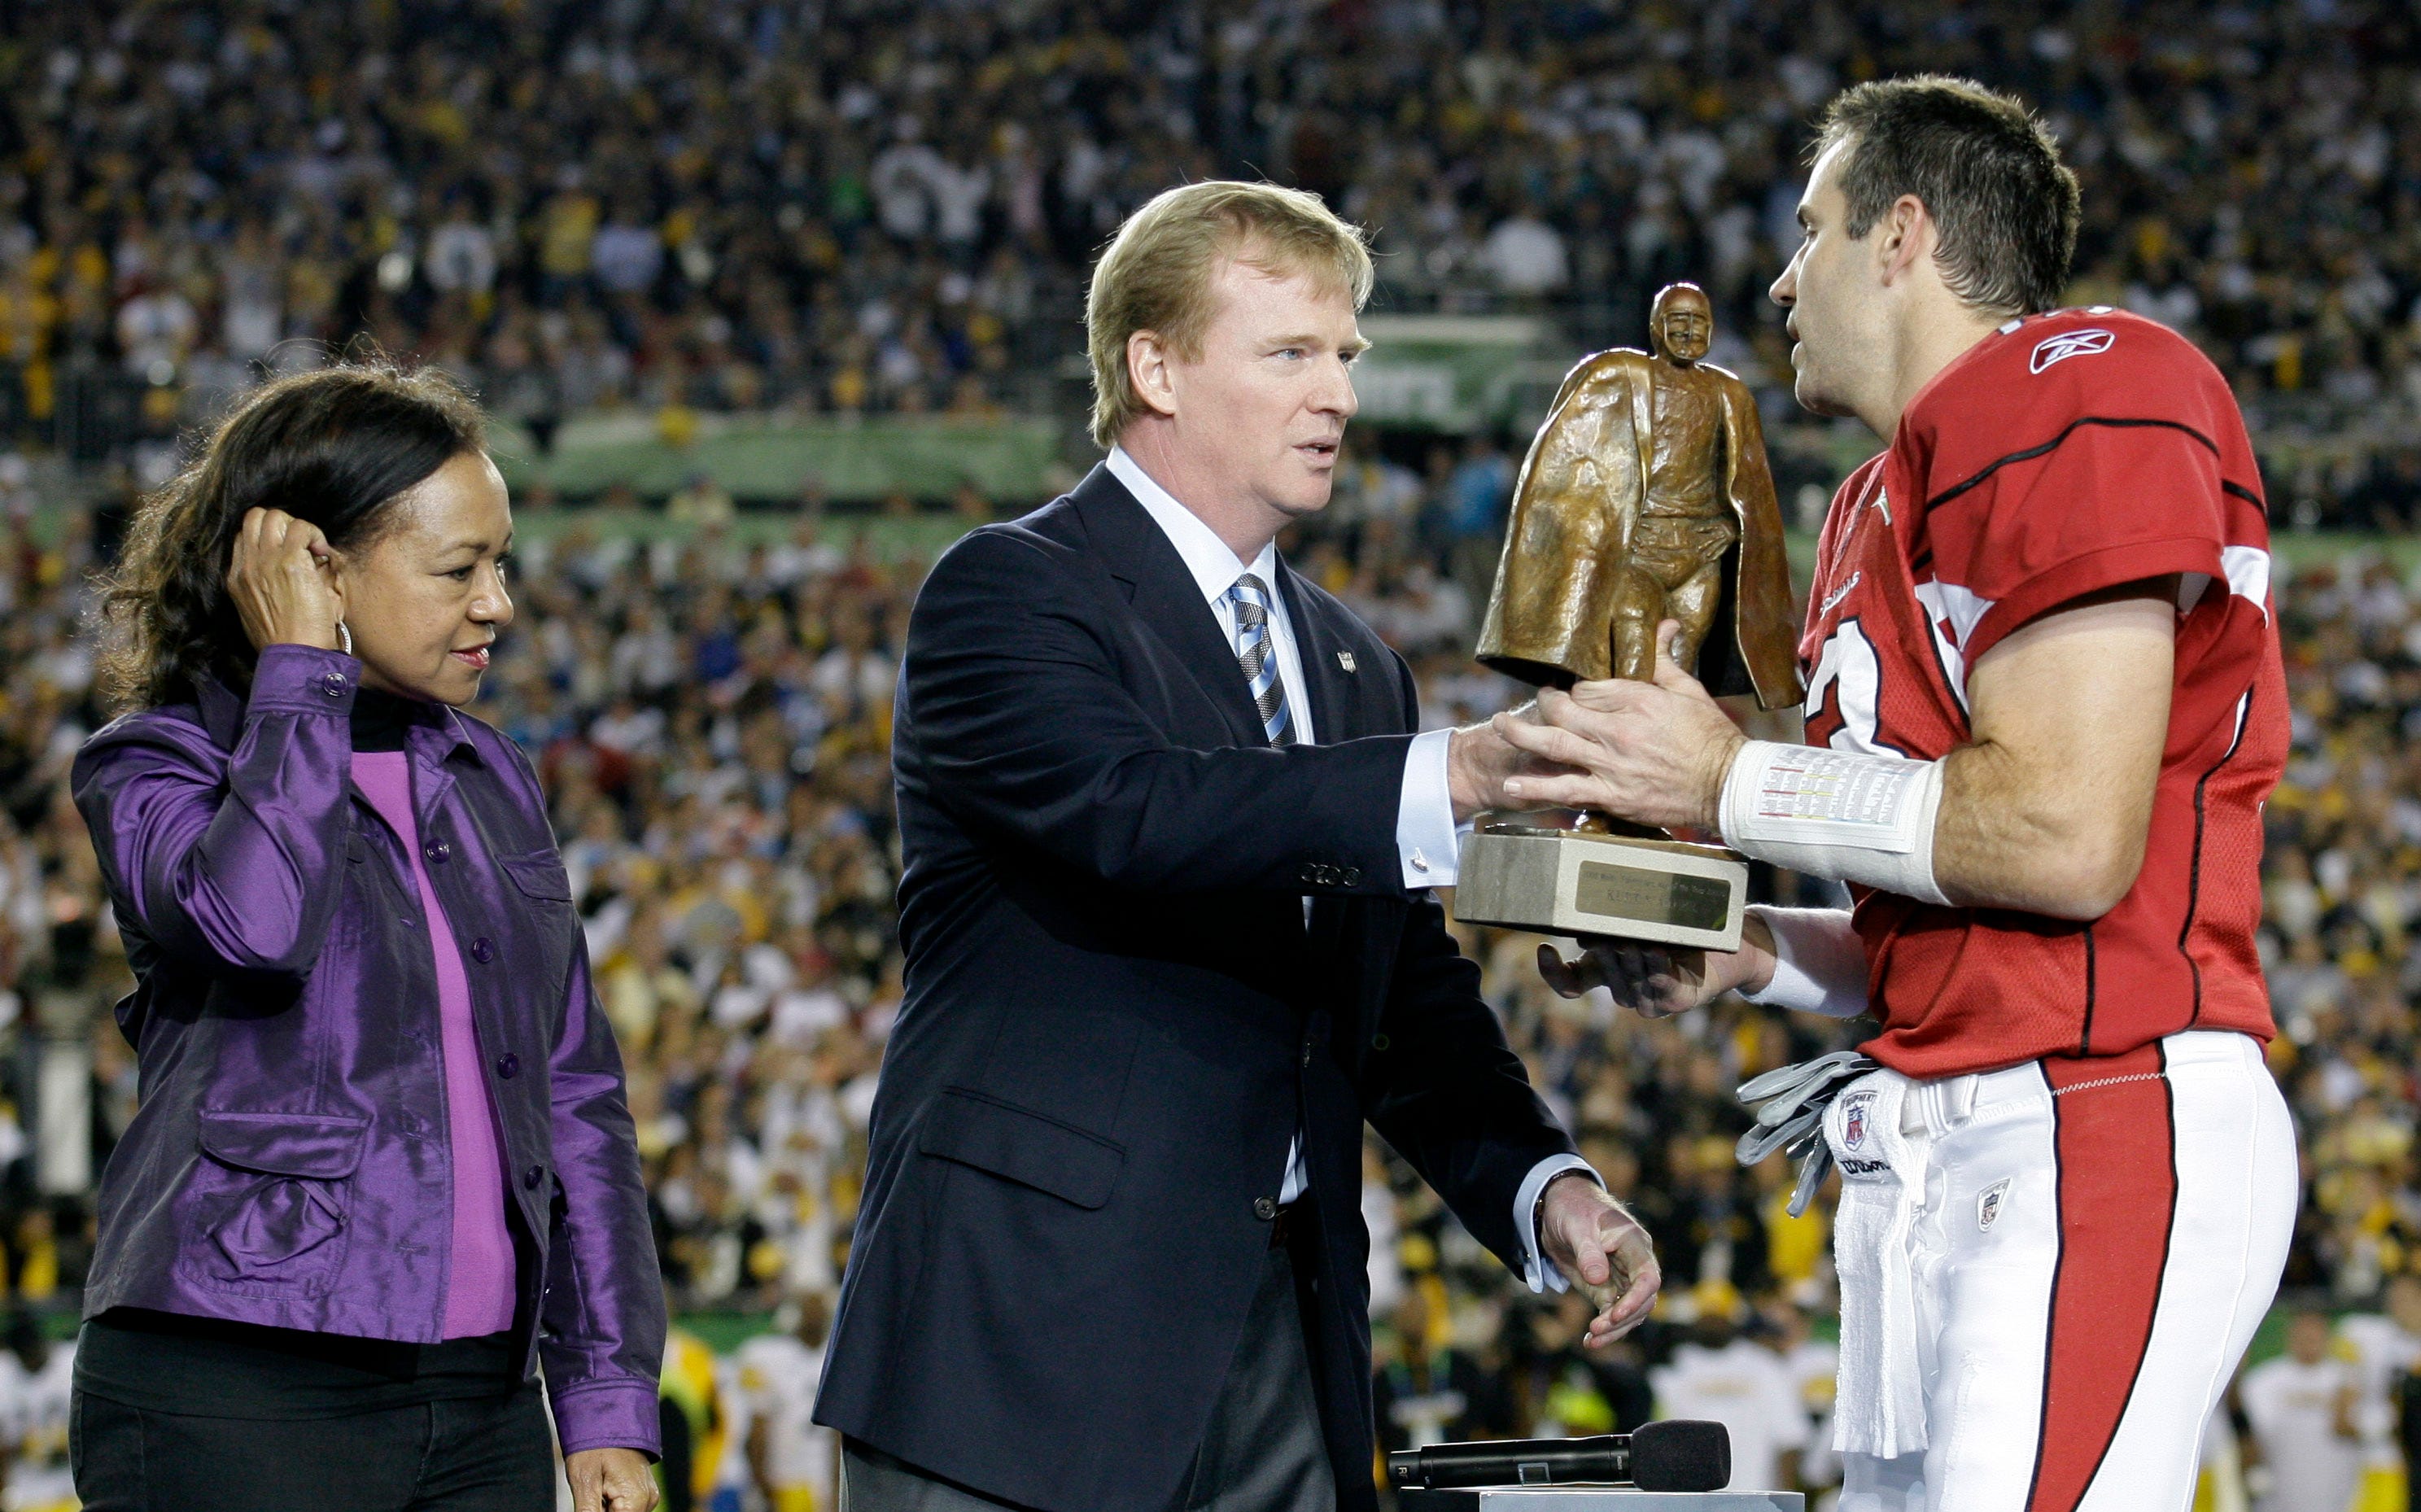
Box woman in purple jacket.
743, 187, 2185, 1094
70, 361, 662, 1512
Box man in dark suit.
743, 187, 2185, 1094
814, 181, 1661, 1512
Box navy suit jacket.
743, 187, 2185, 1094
814, 465, 1576, 1512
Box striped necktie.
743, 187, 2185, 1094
1226, 573, 1296, 747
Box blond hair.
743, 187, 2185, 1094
1085, 181, 1374, 449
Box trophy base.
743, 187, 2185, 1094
1449, 825, 1747, 952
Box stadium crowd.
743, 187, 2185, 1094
0, 0, 2419, 487
0, 456, 2408, 1504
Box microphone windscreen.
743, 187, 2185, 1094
1629, 1418, 1731, 1492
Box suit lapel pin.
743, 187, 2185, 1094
1336, 650, 1357, 673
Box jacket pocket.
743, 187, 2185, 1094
199, 1110, 369, 1178
187, 1111, 368, 1295
916, 1088, 1124, 1210
498, 851, 574, 902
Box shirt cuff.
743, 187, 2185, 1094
1514, 1153, 1602, 1293
246, 642, 362, 714
1398, 728, 1462, 887
548, 1378, 665, 1460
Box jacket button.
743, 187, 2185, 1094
320, 671, 350, 698
1253, 1196, 1278, 1221
496, 1053, 520, 1078
1297, 863, 1318, 885
424, 838, 451, 863
524, 1165, 544, 1191
1340, 867, 1361, 886
470, 937, 495, 964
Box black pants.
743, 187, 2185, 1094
71, 1383, 557, 1512
843, 1242, 1336, 1512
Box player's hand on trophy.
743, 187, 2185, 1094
1491, 620, 1745, 830
1536, 1173, 1661, 1348
1537, 908, 1780, 1020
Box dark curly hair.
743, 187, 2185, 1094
94, 360, 487, 714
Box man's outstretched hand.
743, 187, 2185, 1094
1444, 699, 1576, 824
1491, 620, 1744, 831
1538, 1174, 1661, 1348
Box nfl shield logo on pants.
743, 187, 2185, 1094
1978, 1177, 2012, 1231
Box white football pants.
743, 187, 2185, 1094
1835, 1029, 2297, 1512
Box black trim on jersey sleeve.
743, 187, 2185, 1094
2078, 924, 2098, 1055
1926, 417, 2221, 512
2180, 689, 2256, 1029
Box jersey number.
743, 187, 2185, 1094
1801, 619, 1899, 757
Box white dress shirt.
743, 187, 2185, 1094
1106, 448, 1594, 1291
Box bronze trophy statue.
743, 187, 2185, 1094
1457, 282, 1804, 950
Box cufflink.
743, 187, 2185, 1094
1410, 850, 1430, 873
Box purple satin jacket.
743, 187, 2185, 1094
70, 645, 663, 1457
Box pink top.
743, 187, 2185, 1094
351, 751, 518, 1338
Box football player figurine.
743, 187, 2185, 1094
1475, 281, 1801, 711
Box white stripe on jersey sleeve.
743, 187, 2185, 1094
1912, 579, 1995, 713
2178, 546, 2272, 620
2221, 544, 2271, 615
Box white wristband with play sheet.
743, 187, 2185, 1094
1718, 741, 1951, 906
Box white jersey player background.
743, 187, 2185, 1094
725, 1300, 836, 1512
2239, 1314, 2361, 1512
2331, 1280, 2421, 1504
1648, 1320, 1810, 1494
0, 1325, 73, 1512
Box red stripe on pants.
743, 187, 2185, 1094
2026, 1043, 2178, 1512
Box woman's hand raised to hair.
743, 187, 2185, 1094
225, 507, 344, 653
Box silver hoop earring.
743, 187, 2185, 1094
338, 620, 352, 657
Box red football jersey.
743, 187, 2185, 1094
1800, 308, 2284, 1078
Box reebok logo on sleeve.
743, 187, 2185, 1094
2030, 328, 2115, 374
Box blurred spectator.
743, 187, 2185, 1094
1648, 1309, 1808, 1494
0, 1311, 72, 1512
1480, 215, 1568, 299
666, 473, 736, 531
1441, 436, 1515, 611
1371, 1277, 1513, 1454
2336, 1274, 2421, 1502
2241, 1309, 2362, 1512
730, 1292, 837, 1512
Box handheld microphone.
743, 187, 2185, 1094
1386, 1419, 1732, 1492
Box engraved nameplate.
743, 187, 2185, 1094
1574, 860, 1733, 933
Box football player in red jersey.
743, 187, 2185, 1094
1486, 77, 2295, 1512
